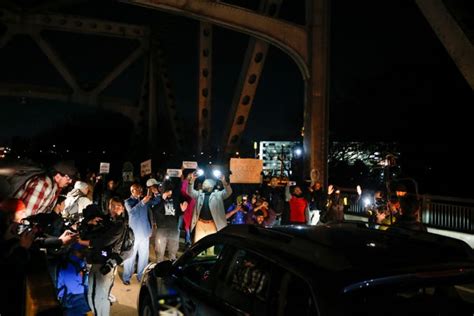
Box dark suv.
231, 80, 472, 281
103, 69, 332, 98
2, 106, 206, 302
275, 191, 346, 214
138, 223, 474, 315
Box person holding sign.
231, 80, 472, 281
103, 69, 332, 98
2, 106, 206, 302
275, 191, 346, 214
187, 171, 232, 243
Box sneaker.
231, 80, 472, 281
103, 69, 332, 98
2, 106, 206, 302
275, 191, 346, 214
123, 280, 130, 286
109, 294, 117, 303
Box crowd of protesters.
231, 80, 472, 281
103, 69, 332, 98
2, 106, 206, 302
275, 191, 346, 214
0, 158, 425, 315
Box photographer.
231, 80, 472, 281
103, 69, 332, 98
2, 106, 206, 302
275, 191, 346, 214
1, 198, 76, 316
77, 197, 126, 316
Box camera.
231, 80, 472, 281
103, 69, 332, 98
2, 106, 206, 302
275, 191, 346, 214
100, 253, 123, 275
17, 220, 34, 235
78, 214, 111, 240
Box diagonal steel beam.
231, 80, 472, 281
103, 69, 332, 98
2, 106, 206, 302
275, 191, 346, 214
31, 31, 82, 93
415, 0, 474, 90
92, 42, 147, 96
123, 0, 309, 78
222, 0, 283, 157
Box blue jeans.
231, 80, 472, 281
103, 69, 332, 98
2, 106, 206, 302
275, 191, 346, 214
122, 237, 149, 282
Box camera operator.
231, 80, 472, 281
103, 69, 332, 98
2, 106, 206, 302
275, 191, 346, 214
1, 198, 77, 263
1, 198, 77, 316
77, 196, 126, 316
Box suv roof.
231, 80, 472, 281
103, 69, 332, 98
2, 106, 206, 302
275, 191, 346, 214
218, 223, 474, 275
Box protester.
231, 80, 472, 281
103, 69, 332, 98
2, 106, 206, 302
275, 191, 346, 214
187, 171, 232, 243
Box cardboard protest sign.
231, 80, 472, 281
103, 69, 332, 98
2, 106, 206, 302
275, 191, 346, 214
141, 159, 152, 177
229, 158, 263, 184
166, 169, 182, 178
182, 161, 198, 169
99, 162, 110, 174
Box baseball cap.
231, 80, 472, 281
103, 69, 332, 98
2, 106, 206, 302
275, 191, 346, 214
53, 161, 77, 178
146, 178, 159, 187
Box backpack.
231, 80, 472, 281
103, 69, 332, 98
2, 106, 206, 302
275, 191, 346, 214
117, 224, 135, 261
0, 161, 45, 200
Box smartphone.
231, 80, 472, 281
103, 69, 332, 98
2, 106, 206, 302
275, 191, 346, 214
147, 188, 153, 197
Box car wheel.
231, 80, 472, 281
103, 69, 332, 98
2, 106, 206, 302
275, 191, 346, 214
139, 293, 155, 316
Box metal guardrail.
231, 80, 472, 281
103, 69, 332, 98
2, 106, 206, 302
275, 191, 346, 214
345, 193, 474, 234
421, 195, 474, 234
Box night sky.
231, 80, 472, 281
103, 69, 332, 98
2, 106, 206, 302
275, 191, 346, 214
0, 0, 473, 197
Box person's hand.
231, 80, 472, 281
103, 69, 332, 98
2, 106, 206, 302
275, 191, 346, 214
328, 185, 334, 195
180, 201, 188, 212
18, 230, 35, 249
88, 217, 103, 226
219, 174, 226, 183
376, 212, 386, 224
162, 191, 172, 200
59, 230, 78, 246
142, 194, 151, 204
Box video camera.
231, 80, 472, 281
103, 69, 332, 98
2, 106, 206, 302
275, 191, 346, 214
16, 213, 58, 236
100, 252, 123, 275
78, 214, 112, 240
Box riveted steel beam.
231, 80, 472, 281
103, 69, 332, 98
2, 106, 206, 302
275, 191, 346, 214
123, 0, 309, 78
197, 22, 213, 154
222, 0, 283, 157
0, 9, 149, 39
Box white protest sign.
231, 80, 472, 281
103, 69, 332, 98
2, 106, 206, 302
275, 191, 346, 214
182, 161, 198, 169
166, 169, 182, 178
229, 158, 263, 184
99, 162, 110, 174
140, 159, 152, 177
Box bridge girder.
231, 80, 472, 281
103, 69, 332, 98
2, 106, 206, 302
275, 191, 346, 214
415, 0, 474, 90
124, 0, 330, 184
122, 0, 310, 79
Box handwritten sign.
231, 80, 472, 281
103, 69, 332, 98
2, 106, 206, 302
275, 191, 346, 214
140, 159, 152, 177
229, 158, 263, 184
182, 161, 198, 169
166, 169, 182, 178
99, 162, 110, 174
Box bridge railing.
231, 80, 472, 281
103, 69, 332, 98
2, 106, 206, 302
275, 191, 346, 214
345, 193, 474, 234
421, 195, 474, 234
